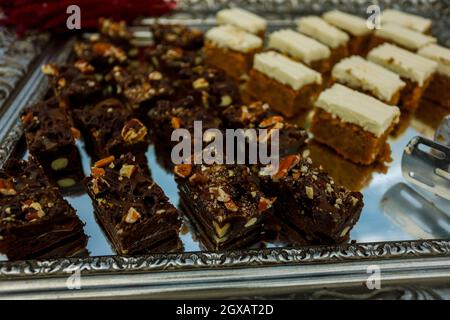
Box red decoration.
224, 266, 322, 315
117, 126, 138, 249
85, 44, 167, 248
0, 0, 177, 34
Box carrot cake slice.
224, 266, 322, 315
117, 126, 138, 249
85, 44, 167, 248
204, 25, 263, 80
216, 7, 267, 38
310, 84, 400, 165
268, 29, 332, 74
381, 9, 432, 33
332, 56, 406, 105
370, 23, 437, 52
245, 51, 322, 117
297, 16, 350, 67
418, 44, 450, 109
323, 10, 372, 56
368, 43, 437, 113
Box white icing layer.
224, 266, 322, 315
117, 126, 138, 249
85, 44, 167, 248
315, 84, 400, 137
205, 25, 262, 53
216, 7, 267, 34
381, 9, 432, 33
376, 23, 436, 51
323, 10, 371, 37
332, 56, 406, 102
268, 29, 331, 65
297, 16, 349, 49
368, 43, 437, 86
418, 44, 450, 78
253, 51, 322, 90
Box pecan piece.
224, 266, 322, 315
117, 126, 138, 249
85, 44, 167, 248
74, 59, 94, 74
0, 178, 16, 196
121, 118, 148, 144
70, 127, 81, 140
124, 207, 141, 224
92, 167, 106, 178
273, 155, 301, 181
94, 155, 115, 168
171, 117, 182, 129
174, 164, 192, 178
258, 197, 277, 212
259, 115, 284, 128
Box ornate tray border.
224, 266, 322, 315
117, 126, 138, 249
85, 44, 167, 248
0, 0, 450, 299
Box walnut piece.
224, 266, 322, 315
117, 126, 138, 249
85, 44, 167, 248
174, 164, 193, 178
121, 118, 148, 144
124, 207, 141, 224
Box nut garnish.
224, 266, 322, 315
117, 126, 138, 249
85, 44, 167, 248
121, 118, 148, 144
273, 155, 301, 181
148, 71, 163, 81
74, 59, 94, 74
0, 178, 16, 196
70, 127, 81, 140
174, 164, 192, 178
41, 64, 59, 76
258, 197, 276, 212
21, 112, 34, 125
22, 201, 46, 221
124, 207, 141, 224
213, 221, 230, 238
119, 164, 136, 179
51, 158, 69, 171
92, 167, 106, 178
305, 186, 314, 200
259, 116, 284, 128
171, 117, 182, 129
95, 155, 115, 168
192, 78, 209, 90
244, 217, 258, 228
57, 178, 76, 188
224, 200, 238, 212
220, 95, 232, 107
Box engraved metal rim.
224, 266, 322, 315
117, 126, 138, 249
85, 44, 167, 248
0, 0, 449, 285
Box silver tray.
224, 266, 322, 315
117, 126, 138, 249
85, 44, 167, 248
0, 0, 450, 300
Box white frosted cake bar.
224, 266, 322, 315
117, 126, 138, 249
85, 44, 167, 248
268, 29, 331, 73
368, 43, 437, 112
297, 16, 349, 49
216, 7, 267, 36
311, 84, 400, 165
418, 44, 450, 109
205, 25, 262, 53
373, 23, 437, 51
253, 51, 322, 90
332, 56, 406, 104
246, 51, 323, 117
381, 9, 432, 33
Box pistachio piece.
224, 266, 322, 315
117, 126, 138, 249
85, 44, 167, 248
51, 158, 69, 171
57, 178, 76, 188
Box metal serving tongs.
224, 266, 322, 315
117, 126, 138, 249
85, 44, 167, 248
402, 115, 450, 201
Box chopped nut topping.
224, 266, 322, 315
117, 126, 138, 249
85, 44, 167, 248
74, 59, 94, 73
0, 179, 16, 196
171, 117, 182, 129
220, 95, 232, 107
258, 197, 277, 212
259, 116, 284, 128
305, 186, 314, 200
216, 187, 231, 203
124, 207, 141, 224
92, 167, 106, 178
21, 112, 34, 125
174, 164, 192, 178
213, 221, 230, 238
121, 118, 148, 144
148, 71, 163, 81
57, 78, 67, 88
94, 155, 115, 168
244, 217, 258, 228
192, 78, 209, 90
350, 196, 359, 206
224, 200, 238, 212
273, 155, 301, 181
92, 42, 127, 62
119, 164, 136, 179
22, 201, 45, 221
70, 127, 81, 140
41, 64, 59, 76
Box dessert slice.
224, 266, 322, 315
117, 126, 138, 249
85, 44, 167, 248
21, 98, 84, 191
85, 154, 182, 255
204, 25, 263, 80
73, 98, 149, 164
258, 154, 364, 244
323, 10, 372, 56
0, 158, 88, 261
310, 84, 400, 165
381, 9, 432, 34
331, 56, 406, 105
175, 163, 274, 250
368, 43, 437, 112
268, 29, 332, 74
370, 23, 436, 52
245, 51, 322, 117
418, 44, 450, 109
297, 16, 350, 68
216, 7, 267, 38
